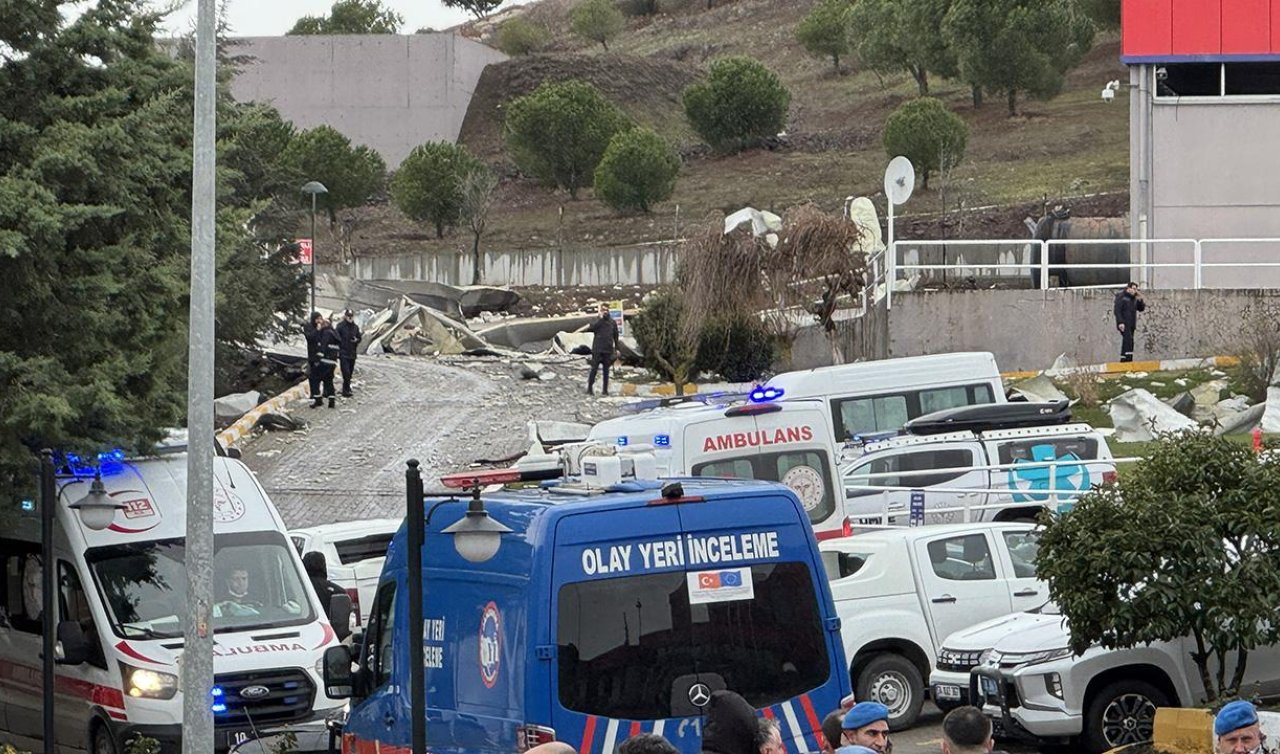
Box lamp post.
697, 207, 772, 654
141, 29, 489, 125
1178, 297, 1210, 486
404, 460, 511, 754
301, 181, 329, 314
40, 456, 124, 754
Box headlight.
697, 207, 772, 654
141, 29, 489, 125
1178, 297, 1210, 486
1002, 646, 1073, 668
121, 663, 179, 700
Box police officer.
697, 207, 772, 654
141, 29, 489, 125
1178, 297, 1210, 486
1215, 700, 1267, 754
586, 303, 619, 396
336, 309, 362, 398
304, 311, 324, 404
1113, 281, 1146, 363
313, 316, 341, 408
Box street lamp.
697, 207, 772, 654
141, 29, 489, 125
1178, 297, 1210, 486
404, 460, 511, 754
39, 454, 126, 754
301, 181, 329, 315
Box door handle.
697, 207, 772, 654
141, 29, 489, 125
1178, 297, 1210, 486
931, 595, 957, 604
384, 714, 396, 728
1014, 589, 1039, 597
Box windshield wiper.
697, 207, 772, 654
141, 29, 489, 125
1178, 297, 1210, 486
122, 624, 178, 640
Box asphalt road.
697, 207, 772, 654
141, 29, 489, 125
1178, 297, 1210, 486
889, 705, 1040, 754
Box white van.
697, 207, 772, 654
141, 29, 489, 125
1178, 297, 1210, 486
547, 398, 848, 539
0, 450, 350, 754
764, 353, 1006, 448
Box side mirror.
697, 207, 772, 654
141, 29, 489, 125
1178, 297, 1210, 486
323, 645, 354, 698
327, 593, 353, 641
56, 621, 88, 665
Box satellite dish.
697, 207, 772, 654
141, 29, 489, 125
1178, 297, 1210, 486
884, 156, 916, 206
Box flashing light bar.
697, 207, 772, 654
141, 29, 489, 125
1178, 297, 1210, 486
616, 436, 629, 446
439, 467, 564, 490
211, 685, 226, 714
725, 403, 784, 418
20, 499, 35, 513
653, 434, 671, 447
749, 386, 785, 403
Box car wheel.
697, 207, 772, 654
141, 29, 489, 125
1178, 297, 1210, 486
1083, 679, 1169, 753
854, 654, 925, 731
92, 724, 119, 754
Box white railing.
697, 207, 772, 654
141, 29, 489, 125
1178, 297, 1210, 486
884, 237, 1280, 308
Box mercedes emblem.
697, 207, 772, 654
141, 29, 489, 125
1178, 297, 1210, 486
688, 682, 712, 707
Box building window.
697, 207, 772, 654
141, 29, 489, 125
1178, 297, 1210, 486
1225, 62, 1280, 95
1155, 62, 1280, 99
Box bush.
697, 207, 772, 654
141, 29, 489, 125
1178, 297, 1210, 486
795, 0, 853, 71
593, 127, 680, 212
280, 125, 386, 223
683, 56, 790, 153
1233, 316, 1280, 402
504, 80, 632, 198
390, 141, 481, 238
698, 314, 774, 382
570, 0, 626, 50
631, 288, 699, 385
882, 97, 967, 190
495, 17, 549, 55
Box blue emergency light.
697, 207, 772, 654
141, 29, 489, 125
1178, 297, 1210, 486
749, 386, 785, 403
62, 448, 127, 477
653, 434, 671, 447
210, 685, 226, 714
616, 436, 629, 447
20, 499, 35, 513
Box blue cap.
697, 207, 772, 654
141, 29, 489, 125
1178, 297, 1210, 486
836, 747, 879, 754
1216, 700, 1259, 736
841, 702, 891, 731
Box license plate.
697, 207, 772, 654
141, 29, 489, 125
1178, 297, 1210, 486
225, 730, 251, 750
934, 684, 962, 701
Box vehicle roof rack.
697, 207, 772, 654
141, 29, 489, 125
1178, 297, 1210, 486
903, 400, 1072, 436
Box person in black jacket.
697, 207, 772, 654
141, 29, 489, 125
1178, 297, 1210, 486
1113, 282, 1146, 363
700, 690, 759, 754
335, 309, 362, 398
304, 311, 323, 404
313, 316, 341, 408
302, 552, 345, 610
586, 303, 620, 396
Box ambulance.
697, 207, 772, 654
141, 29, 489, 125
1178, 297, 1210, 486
541, 398, 848, 540
325, 470, 852, 754
0, 447, 350, 754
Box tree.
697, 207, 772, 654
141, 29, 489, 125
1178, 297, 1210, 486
442, 0, 505, 18
288, 0, 404, 34
1037, 433, 1280, 705
594, 128, 681, 212
1078, 0, 1120, 29
570, 0, 626, 51
631, 288, 701, 391
944, 0, 1095, 115
496, 17, 549, 56
849, 0, 958, 95
795, 0, 854, 72
281, 126, 386, 224
390, 142, 480, 239
683, 56, 791, 153
882, 98, 968, 190
460, 166, 499, 285
504, 80, 632, 199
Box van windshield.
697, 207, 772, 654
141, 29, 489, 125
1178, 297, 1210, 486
86, 531, 315, 639
557, 562, 830, 719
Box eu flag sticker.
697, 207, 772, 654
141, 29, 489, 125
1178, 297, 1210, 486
688, 567, 754, 604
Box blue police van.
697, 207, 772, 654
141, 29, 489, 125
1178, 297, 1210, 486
325, 472, 851, 754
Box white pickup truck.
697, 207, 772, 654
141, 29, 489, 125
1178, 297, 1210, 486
819, 522, 1044, 730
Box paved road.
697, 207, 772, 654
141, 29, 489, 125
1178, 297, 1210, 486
888, 705, 1040, 753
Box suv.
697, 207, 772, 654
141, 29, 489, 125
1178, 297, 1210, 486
843, 423, 1116, 524
820, 522, 1043, 730
929, 605, 1062, 712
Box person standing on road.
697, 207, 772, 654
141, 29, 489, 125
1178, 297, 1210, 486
304, 311, 324, 404
336, 309, 362, 398
1113, 281, 1146, 363
841, 702, 892, 754
302, 551, 345, 610
313, 316, 341, 408
941, 706, 1005, 754
1215, 700, 1267, 754
586, 302, 619, 396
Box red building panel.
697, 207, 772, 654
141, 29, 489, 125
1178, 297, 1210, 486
1171, 0, 1221, 54
1124, 0, 1174, 56
1223, 0, 1271, 53
1273, 0, 1280, 52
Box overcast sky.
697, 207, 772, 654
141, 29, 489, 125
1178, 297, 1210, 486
158, 0, 519, 37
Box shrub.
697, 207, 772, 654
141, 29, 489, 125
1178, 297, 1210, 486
504, 80, 632, 198
683, 56, 790, 153
281, 125, 386, 223
593, 127, 680, 212
495, 17, 549, 55
795, 0, 854, 71
698, 314, 774, 382
390, 142, 482, 238
631, 288, 700, 386
882, 97, 968, 189
570, 0, 626, 50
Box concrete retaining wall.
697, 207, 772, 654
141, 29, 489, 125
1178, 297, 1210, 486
339, 242, 681, 287
884, 288, 1280, 372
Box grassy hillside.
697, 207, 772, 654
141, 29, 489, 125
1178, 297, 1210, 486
344, 0, 1130, 260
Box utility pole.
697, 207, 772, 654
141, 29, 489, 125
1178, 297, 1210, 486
183, 0, 217, 751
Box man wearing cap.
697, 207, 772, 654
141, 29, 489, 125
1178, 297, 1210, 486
840, 702, 891, 754
1216, 700, 1267, 754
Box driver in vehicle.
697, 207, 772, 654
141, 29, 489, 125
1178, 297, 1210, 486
216, 567, 261, 617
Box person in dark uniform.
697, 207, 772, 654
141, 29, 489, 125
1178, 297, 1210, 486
586, 303, 619, 396
1113, 282, 1146, 363
302, 552, 345, 609
304, 311, 323, 404
336, 309, 362, 398
313, 316, 341, 408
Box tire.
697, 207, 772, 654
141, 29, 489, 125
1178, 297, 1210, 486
1082, 679, 1169, 753
854, 653, 925, 731
92, 723, 119, 754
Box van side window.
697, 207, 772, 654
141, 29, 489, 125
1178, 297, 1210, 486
926, 535, 996, 581
693, 451, 835, 524
366, 581, 397, 689
59, 562, 107, 668
845, 449, 972, 495
845, 457, 898, 497
696, 458, 753, 478
997, 437, 1099, 466
835, 395, 909, 437
1002, 531, 1040, 579
0, 541, 43, 634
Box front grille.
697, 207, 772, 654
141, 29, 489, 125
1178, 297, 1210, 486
214, 667, 315, 727
936, 648, 984, 673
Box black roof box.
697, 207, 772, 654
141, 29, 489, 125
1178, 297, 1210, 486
903, 400, 1072, 436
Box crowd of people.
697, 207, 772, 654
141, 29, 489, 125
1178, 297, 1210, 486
303, 309, 362, 407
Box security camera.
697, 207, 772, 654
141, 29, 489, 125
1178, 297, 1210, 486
1100, 80, 1121, 102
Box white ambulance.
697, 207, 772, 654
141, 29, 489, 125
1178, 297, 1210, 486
0, 447, 350, 754
552, 398, 849, 540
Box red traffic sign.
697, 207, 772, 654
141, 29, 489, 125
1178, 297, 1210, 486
296, 239, 313, 265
